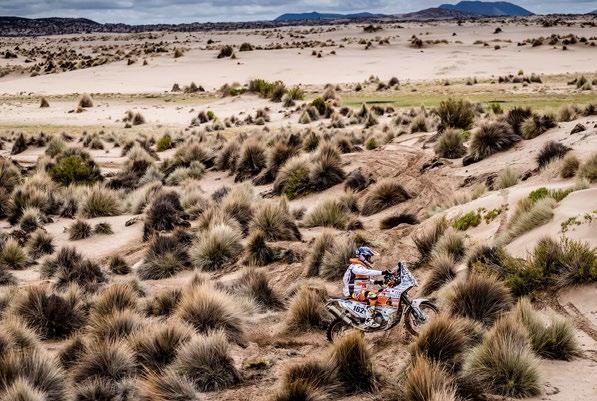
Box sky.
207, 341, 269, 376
0, 0, 596, 24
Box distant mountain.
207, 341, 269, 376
397, 7, 479, 20
439, 1, 533, 16
588, 10, 597, 14
0, 16, 100, 35
274, 11, 386, 22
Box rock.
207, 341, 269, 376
570, 123, 586, 134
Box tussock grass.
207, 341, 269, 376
309, 143, 345, 191
235, 141, 266, 182
344, 168, 371, 192
513, 298, 579, 360
520, 113, 557, 139
88, 309, 144, 341
49, 149, 102, 186
536, 141, 570, 168
144, 288, 182, 318
320, 237, 355, 280
51, 248, 106, 292
285, 287, 329, 332
138, 234, 191, 280
560, 153, 580, 178
379, 213, 418, 229
25, 229, 55, 258
434, 129, 466, 159
447, 274, 513, 326
80, 184, 122, 218
304, 231, 337, 277
233, 269, 283, 311
282, 357, 332, 390
462, 316, 540, 397
175, 284, 245, 343
272, 380, 325, 401
466, 120, 519, 163
91, 282, 138, 317
249, 200, 301, 241
432, 229, 465, 262
68, 219, 92, 240
403, 356, 457, 401
303, 199, 349, 229
495, 167, 519, 189
174, 330, 241, 391
361, 179, 410, 216
506, 106, 533, 135
437, 98, 474, 131
73, 378, 135, 401
108, 255, 130, 275
72, 340, 136, 383
10, 284, 86, 340
139, 369, 199, 401
504, 197, 556, 242
130, 320, 194, 371
78, 94, 94, 108
143, 191, 189, 240
421, 254, 457, 295
577, 151, 597, 182
327, 331, 377, 393
190, 224, 242, 271
1, 238, 28, 270
245, 229, 276, 266
413, 217, 448, 265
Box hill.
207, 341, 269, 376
274, 11, 386, 22
439, 1, 533, 16
398, 7, 480, 20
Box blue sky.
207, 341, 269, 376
1, 1, 596, 24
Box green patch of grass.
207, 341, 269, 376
452, 211, 482, 231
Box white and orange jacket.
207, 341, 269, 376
342, 258, 383, 297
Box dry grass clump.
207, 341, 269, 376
80, 184, 121, 218
10, 284, 87, 340
18, 207, 45, 233
40, 97, 50, 108
309, 143, 345, 191
447, 274, 513, 326
175, 284, 245, 343
143, 191, 189, 240
130, 320, 194, 371
506, 106, 533, 135
190, 223, 242, 271
432, 229, 466, 262
434, 129, 466, 159
87, 309, 144, 341
560, 153, 580, 178
78, 93, 94, 108
344, 168, 372, 192
320, 237, 355, 280
576, 151, 597, 182
272, 380, 325, 401
513, 298, 579, 360
249, 200, 301, 241
144, 288, 182, 318
138, 235, 191, 280
231, 269, 283, 311
49, 247, 106, 292
173, 330, 241, 391
73, 378, 136, 401
91, 282, 138, 317
466, 120, 519, 163
403, 356, 457, 401
379, 213, 418, 229
108, 255, 130, 275
26, 229, 54, 259
139, 369, 199, 401
361, 179, 410, 216
520, 113, 557, 139
503, 197, 556, 242
413, 217, 448, 265
304, 231, 336, 277
421, 254, 457, 296
303, 199, 349, 229
495, 167, 519, 189
72, 340, 136, 383
327, 331, 377, 393
462, 316, 540, 397
68, 219, 92, 241
48, 148, 102, 186
1, 237, 28, 270
437, 98, 475, 131
234, 140, 266, 182
285, 286, 329, 332
245, 230, 276, 266
536, 140, 570, 168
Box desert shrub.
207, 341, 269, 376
68, 219, 92, 240
91, 282, 137, 317
107, 255, 130, 275
304, 231, 336, 277
217, 45, 234, 58
536, 141, 570, 168
379, 213, 418, 229
249, 200, 301, 241
88, 309, 144, 341
130, 320, 193, 371
462, 316, 540, 397
421, 254, 457, 296
94, 222, 113, 235
10, 133, 28, 155
413, 217, 448, 265
513, 298, 579, 360
303, 199, 349, 229
285, 287, 329, 332
560, 153, 580, 178
0, 238, 28, 270
48, 151, 102, 185
320, 237, 355, 280
433, 230, 466, 261
466, 120, 519, 162
143, 191, 189, 240
45, 137, 66, 158
156, 134, 172, 152
190, 224, 243, 271
577, 152, 597, 182
18, 207, 45, 233
361, 179, 410, 216
245, 230, 276, 266
273, 156, 311, 199
495, 167, 519, 189
309, 143, 345, 191
505, 106, 533, 135
328, 331, 377, 393
166, 161, 204, 185
403, 356, 457, 401
504, 197, 556, 242
72, 340, 136, 383
557, 104, 577, 122
452, 211, 481, 231
234, 141, 266, 181
521, 113, 557, 139
144, 288, 182, 318
437, 98, 475, 131
344, 168, 371, 192
287, 86, 305, 100
139, 369, 199, 401
175, 284, 245, 343
447, 274, 513, 326
78, 94, 94, 108
174, 330, 240, 391
138, 235, 191, 280
81, 184, 121, 217
53, 252, 106, 293
232, 269, 283, 311
434, 129, 466, 159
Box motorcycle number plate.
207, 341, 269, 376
352, 304, 366, 314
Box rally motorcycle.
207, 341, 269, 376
325, 262, 438, 342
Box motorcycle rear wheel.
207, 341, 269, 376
404, 301, 438, 336
326, 317, 354, 343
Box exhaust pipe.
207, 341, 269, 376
326, 304, 354, 326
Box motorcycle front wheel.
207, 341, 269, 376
326, 317, 354, 343
404, 301, 438, 336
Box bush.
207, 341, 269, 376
447, 274, 513, 326
139, 369, 199, 401
78, 94, 94, 108
249, 201, 301, 241
560, 153, 580, 178
285, 287, 329, 332
309, 143, 345, 191
462, 316, 540, 397
452, 211, 481, 231
536, 141, 570, 168
10, 133, 28, 155
88, 309, 144, 341
53, 251, 106, 293
504, 197, 556, 242
434, 129, 466, 159
403, 356, 457, 401
513, 298, 579, 360
577, 152, 597, 182
144, 288, 182, 318
234, 141, 266, 182
274, 156, 311, 199
327, 331, 377, 393
1, 238, 28, 270
245, 230, 276, 266
433, 230, 466, 261
174, 330, 241, 391
11, 284, 86, 340
45, 136, 66, 158
361, 179, 410, 216
304, 231, 336, 277
217, 45, 234, 58
233, 269, 283, 311
320, 237, 355, 280
190, 224, 243, 271
81, 184, 121, 217
437, 98, 475, 131
156, 134, 173, 152
138, 235, 191, 280
466, 120, 519, 162
91, 282, 137, 317
303, 199, 349, 229
521, 114, 557, 139
413, 217, 448, 265
108, 255, 130, 275
72, 340, 136, 383
496, 167, 519, 189
505, 106, 533, 135
48, 151, 102, 186
130, 321, 193, 371
175, 284, 245, 343
68, 219, 92, 240
94, 222, 113, 235
143, 191, 189, 240
421, 254, 457, 295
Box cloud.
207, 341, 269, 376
0, 0, 595, 24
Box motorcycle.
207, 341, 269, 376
325, 262, 438, 342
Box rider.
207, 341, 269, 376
342, 246, 389, 328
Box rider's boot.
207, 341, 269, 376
364, 306, 380, 328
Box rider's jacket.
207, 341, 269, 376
342, 258, 383, 297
